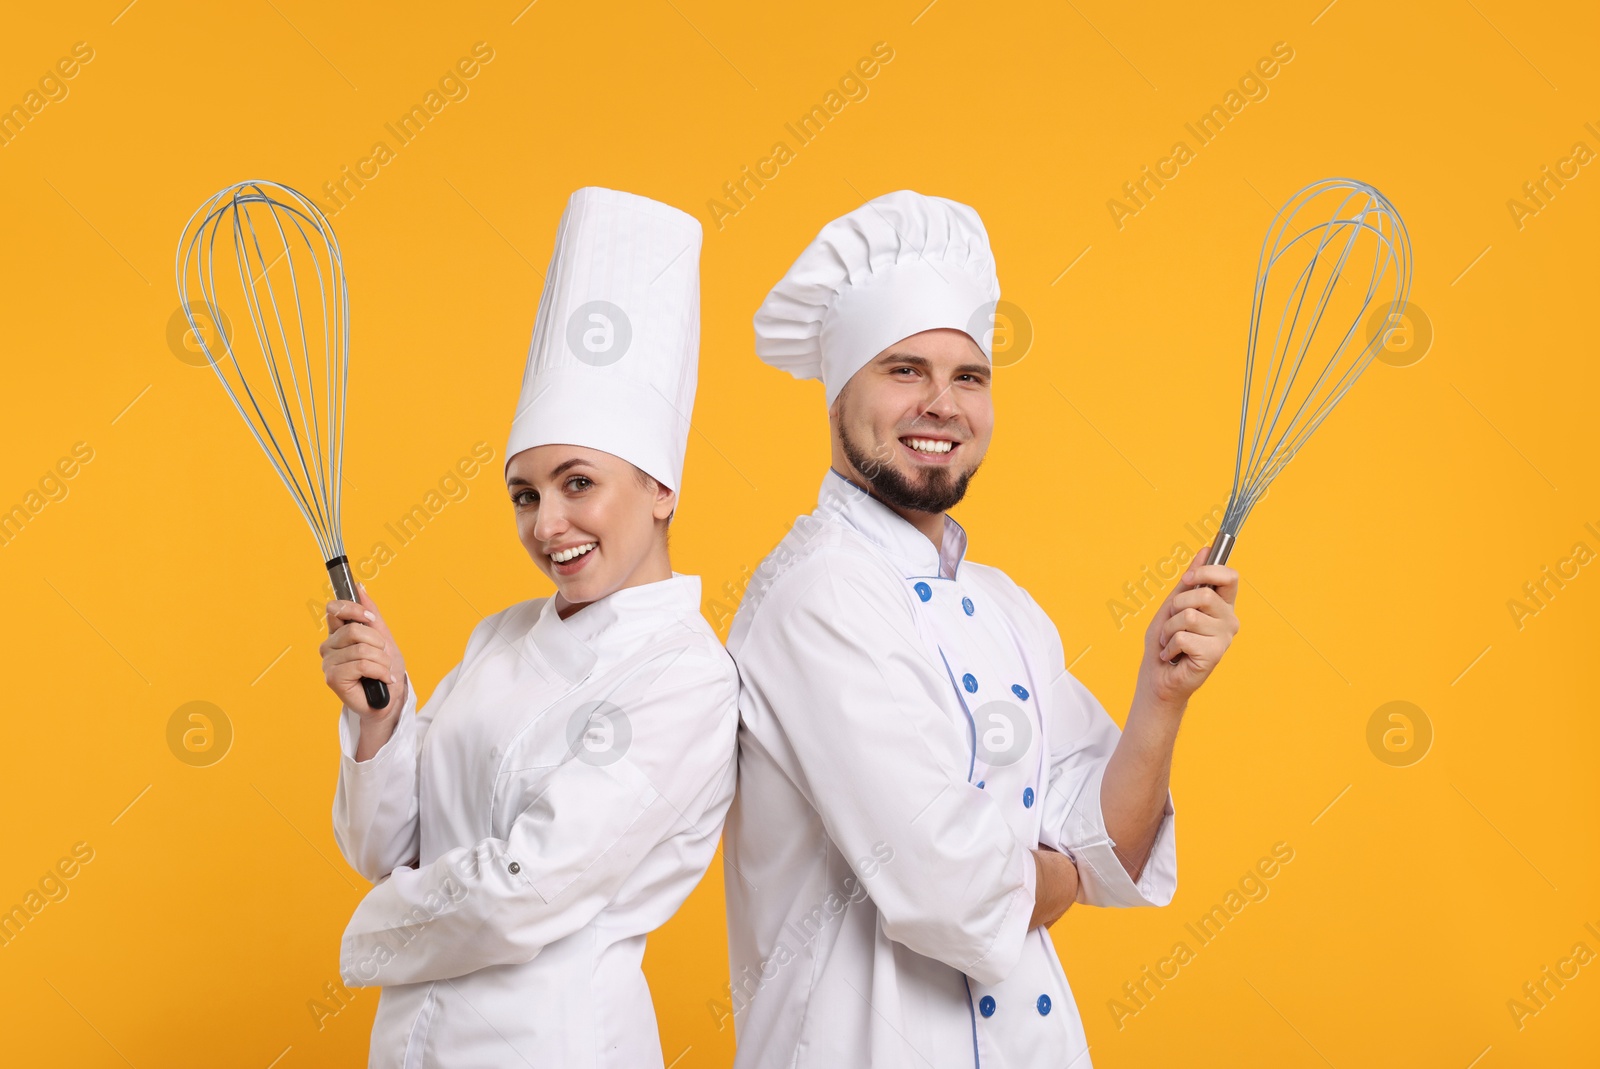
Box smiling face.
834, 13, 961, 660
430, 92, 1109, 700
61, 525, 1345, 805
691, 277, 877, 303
506, 445, 676, 614
829, 328, 994, 525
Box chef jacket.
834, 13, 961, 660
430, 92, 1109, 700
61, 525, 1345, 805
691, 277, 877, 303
723, 471, 1177, 1068
332, 573, 738, 1068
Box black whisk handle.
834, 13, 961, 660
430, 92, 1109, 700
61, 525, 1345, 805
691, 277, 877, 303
325, 555, 391, 710
359, 675, 392, 711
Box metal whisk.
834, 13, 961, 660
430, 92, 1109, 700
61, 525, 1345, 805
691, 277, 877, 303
1211, 177, 1412, 568
175, 180, 389, 709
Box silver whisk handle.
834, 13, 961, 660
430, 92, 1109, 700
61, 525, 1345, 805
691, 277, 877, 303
326, 556, 392, 710
1208, 530, 1235, 568
1168, 529, 1235, 666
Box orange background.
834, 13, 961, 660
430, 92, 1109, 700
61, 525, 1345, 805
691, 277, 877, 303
1, 1, 1596, 1065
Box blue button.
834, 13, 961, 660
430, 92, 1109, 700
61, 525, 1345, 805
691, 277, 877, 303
1037, 993, 1051, 1015
914, 582, 932, 602
979, 995, 996, 1018
1023, 787, 1034, 808
1011, 684, 1029, 701
962, 596, 975, 616
962, 673, 978, 693
976, 780, 985, 789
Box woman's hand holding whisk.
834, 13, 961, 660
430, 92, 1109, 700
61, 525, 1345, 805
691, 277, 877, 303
321, 585, 409, 759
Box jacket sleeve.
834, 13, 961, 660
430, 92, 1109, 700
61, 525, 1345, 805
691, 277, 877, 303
331, 611, 505, 882
1029, 598, 1177, 908
331, 668, 435, 882
737, 549, 1037, 987
338, 642, 739, 988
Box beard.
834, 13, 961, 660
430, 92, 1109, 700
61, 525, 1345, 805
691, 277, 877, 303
839, 416, 978, 514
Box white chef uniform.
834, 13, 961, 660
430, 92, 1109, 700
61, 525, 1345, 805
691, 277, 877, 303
332, 187, 737, 1069
724, 191, 1177, 1068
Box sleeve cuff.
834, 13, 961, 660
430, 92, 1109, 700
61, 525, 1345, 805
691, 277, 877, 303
1060, 760, 1177, 908
965, 843, 1038, 986
337, 674, 418, 771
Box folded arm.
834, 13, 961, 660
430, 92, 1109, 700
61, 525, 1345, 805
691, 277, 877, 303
743, 551, 1040, 986
339, 646, 738, 988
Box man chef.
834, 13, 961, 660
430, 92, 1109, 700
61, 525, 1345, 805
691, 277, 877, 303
721, 190, 1240, 1067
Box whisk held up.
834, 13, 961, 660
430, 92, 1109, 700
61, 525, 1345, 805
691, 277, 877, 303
175, 180, 388, 709
176, 182, 348, 559
1212, 177, 1412, 567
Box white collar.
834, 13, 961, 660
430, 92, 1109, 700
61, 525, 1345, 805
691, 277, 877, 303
816, 469, 969, 580
526, 572, 703, 682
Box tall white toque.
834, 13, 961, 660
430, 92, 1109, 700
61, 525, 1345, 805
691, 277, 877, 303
752, 189, 1001, 407
506, 186, 703, 493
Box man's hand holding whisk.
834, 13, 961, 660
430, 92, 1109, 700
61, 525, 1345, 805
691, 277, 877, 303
1138, 545, 1241, 713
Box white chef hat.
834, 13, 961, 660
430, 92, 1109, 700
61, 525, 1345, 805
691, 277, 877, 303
753, 190, 1000, 407
507, 186, 702, 493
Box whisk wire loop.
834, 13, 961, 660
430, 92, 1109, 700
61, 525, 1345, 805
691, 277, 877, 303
176, 181, 351, 564
1216, 177, 1412, 561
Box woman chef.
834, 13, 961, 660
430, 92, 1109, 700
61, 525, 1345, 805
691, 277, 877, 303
317, 187, 738, 1068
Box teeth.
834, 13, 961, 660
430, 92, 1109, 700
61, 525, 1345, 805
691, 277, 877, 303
904, 437, 953, 454
550, 542, 597, 563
